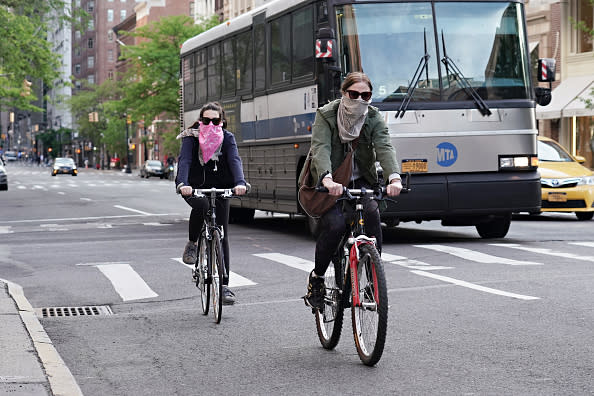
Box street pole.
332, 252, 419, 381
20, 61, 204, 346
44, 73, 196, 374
125, 114, 131, 173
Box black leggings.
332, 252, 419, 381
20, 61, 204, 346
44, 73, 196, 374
184, 196, 231, 285
314, 181, 382, 277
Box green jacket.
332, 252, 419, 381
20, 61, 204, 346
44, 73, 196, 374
306, 99, 400, 186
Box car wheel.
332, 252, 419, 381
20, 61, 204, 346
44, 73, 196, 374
0, 184, 7, 191
576, 212, 593, 221
52, 172, 56, 176
476, 214, 511, 239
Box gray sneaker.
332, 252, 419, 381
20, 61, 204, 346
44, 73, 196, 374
182, 241, 197, 264
223, 286, 236, 305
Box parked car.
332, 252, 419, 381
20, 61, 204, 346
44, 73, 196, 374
51, 157, 78, 176
537, 136, 594, 220
140, 160, 165, 179
0, 160, 7, 190
4, 151, 17, 162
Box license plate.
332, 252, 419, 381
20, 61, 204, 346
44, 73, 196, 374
548, 192, 567, 202
401, 159, 428, 173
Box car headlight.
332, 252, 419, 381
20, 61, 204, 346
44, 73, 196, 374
577, 175, 594, 185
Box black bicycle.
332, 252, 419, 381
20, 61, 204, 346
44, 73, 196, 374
191, 188, 234, 324
315, 179, 410, 366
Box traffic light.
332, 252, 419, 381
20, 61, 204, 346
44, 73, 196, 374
48, 147, 52, 153
130, 143, 136, 150
126, 114, 131, 124
88, 112, 98, 122
21, 79, 32, 96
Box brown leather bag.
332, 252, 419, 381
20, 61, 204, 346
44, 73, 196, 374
298, 141, 356, 218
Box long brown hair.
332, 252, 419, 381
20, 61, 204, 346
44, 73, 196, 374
340, 72, 373, 93
189, 102, 228, 129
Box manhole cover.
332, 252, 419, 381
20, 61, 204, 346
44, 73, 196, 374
37, 306, 113, 318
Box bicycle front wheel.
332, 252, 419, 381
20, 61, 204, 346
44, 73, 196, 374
315, 257, 345, 349
197, 231, 210, 315
351, 243, 388, 366
210, 229, 224, 324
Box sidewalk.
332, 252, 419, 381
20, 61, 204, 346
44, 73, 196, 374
0, 280, 83, 396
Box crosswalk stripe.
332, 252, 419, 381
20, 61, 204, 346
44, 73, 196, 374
382, 252, 452, 270
254, 252, 313, 273
569, 242, 594, 248
172, 258, 257, 287
96, 263, 158, 301
490, 243, 594, 262
415, 244, 542, 266
410, 270, 540, 300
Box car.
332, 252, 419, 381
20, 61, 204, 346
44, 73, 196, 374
139, 160, 165, 178
51, 157, 78, 176
0, 161, 7, 190
537, 136, 594, 220
4, 151, 17, 162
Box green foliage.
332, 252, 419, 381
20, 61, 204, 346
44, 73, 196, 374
0, 0, 85, 110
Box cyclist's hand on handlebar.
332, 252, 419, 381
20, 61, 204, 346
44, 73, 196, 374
234, 185, 247, 196
386, 179, 403, 197
322, 177, 343, 196
180, 186, 193, 196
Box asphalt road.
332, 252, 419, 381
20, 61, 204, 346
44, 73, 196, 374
1, 163, 593, 395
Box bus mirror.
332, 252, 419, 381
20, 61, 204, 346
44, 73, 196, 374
315, 28, 336, 61
537, 58, 556, 82
535, 87, 552, 106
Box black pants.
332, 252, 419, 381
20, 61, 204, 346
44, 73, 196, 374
314, 180, 382, 277
184, 196, 231, 285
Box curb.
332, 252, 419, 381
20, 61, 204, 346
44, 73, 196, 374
1, 279, 83, 396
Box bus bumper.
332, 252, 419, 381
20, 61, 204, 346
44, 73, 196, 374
383, 171, 541, 224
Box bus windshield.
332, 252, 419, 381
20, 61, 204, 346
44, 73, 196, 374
336, 2, 531, 103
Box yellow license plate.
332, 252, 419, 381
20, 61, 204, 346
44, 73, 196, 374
548, 192, 567, 202
401, 159, 428, 173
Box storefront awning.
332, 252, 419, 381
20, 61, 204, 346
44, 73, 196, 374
536, 75, 594, 120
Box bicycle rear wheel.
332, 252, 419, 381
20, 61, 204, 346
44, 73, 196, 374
351, 243, 388, 366
315, 257, 345, 349
196, 231, 210, 315
210, 229, 224, 323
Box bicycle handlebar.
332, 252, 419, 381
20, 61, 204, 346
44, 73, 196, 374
191, 183, 252, 198
315, 172, 412, 198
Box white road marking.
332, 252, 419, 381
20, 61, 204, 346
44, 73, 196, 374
0, 226, 13, 234
491, 243, 594, 263
569, 242, 594, 248
172, 258, 257, 287
410, 270, 540, 300
0, 213, 177, 224
382, 252, 452, 270
95, 263, 158, 301
113, 205, 152, 215
254, 252, 313, 273
415, 244, 542, 265
80, 197, 92, 201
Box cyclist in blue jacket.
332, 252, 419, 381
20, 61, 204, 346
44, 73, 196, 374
176, 102, 247, 305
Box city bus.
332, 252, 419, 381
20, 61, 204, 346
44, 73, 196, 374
180, 0, 553, 238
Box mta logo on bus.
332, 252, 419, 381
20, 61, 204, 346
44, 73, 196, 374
436, 142, 458, 167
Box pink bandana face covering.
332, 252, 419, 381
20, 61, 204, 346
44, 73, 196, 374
198, 121, 223, 163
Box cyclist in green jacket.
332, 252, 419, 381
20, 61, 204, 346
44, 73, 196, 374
303, 72, 403, 312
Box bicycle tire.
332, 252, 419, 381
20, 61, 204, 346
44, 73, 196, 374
211, 229, 224, 323
315, 257, 345, 349
351, 243, 388, 366
197, 231, 210, 315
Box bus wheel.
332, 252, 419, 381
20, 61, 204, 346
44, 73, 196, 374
307, 215, 321, 239
476, 214, 511, 239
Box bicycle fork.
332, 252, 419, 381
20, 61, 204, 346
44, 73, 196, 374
347, 236, 379, 309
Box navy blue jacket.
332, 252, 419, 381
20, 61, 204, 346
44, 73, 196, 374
176, 130, 246, 189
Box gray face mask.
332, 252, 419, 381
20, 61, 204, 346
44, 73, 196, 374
337, 96, 369, 142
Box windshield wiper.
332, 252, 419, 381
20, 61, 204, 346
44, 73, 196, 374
394, 29, 430, 118
440, 31, 492, 116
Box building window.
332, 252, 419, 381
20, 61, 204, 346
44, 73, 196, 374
75, 0, 81, 7
88, 19, 94, 31
75, 81, 82, 90
107, 30, 114, 42
108, 49, 114, 62
108, 9, 114, 22
88, 75, 95, 85
74, 47, 81, 56
88, 38, 94, 49
88, 56, 95, 68
120, 10, 127, 21
75, 30, 81, 39
577, 0, 594, 53
87, 1, 94, 12
108, 71, 114, 80
75, 64, 81, 74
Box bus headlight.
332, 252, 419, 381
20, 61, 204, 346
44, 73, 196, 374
499, 155, 538, 170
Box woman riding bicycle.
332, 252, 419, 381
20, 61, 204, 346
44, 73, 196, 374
303, 72, 403, 312
176, 102, 247, 305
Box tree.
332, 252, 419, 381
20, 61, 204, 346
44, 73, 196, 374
0, 0, 84, 110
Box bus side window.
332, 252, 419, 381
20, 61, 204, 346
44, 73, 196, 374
196, 49, 207, 104
270, 14, 291, 85
208, 43, 221, 100
236, 30, 253, 93
222, 38, 236, 96
254, 12, 266, 91
292, 6, 314, 79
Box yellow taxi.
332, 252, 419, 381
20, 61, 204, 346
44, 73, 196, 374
538, 136, 594, 220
